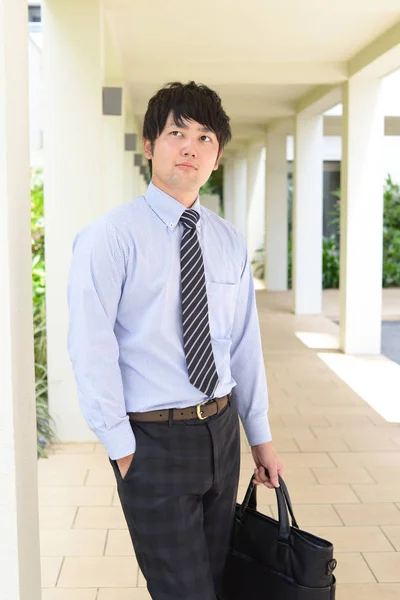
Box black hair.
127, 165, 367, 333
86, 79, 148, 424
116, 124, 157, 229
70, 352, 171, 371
143, 81, 232, 169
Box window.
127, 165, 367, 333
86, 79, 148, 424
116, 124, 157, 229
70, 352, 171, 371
28, 6, 41, 23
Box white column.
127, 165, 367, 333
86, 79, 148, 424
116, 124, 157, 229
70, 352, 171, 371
265, 132, 288, 291
103, 100, 125, 211
232, 153, 247, 239
43, 0, 104, 441
340, 77, 384, 354
222, 157, 234, 223
0, 1, 41, 597
292, 114, 323, 314
246, 144, 266, 264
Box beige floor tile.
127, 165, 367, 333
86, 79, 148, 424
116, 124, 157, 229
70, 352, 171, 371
58, 556, 138, 587
48, 443, 96, 455
239, 466, 317, 487
94, 443, 108, 455
42, 454, 109, 469
74, 506, 127, 529
344, 437, 400, 451
281, 415, 331, 427
329, 453, 400, 469
39, 506, 77, 530
40, 529, 107, 556
295, 438, 350, 452
138, 568, 146, 587
338, 583, 400, 600
352, 484, 400, 503
105, 529, 134, 556
270, 426, 316, 440
307, 526, 394, 552
38, 464, 88, 487
39, 486, 114, 507
312, 466, 374, 485
333, 553, 376, 584
363, 552, 400, 582
381, 526, 400, 550
241, 452, 335, 470
113, 490, 122, 506
41, 556, 63, 588
335, 504, 400, 526
270, 504, 343, 526
365, 466, 400, 484
289, 484, 360, 504
326, 415, 377, 427
41, 589, 97, 600
86, 468, 116, 486
98, 589, 151, 600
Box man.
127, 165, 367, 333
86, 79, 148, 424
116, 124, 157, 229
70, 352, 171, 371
67, 81, 284, 600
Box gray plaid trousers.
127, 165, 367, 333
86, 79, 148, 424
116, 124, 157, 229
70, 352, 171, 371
109, 397, 241, 600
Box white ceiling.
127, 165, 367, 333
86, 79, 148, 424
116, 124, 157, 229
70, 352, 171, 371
104, 0, 400, 146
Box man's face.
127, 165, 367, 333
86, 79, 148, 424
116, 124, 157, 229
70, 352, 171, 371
143, 111, 223, 195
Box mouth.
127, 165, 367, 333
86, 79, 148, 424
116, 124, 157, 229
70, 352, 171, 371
176, 163, 197, 170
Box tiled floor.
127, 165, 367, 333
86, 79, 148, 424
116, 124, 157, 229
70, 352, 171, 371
38, 289, 400, 599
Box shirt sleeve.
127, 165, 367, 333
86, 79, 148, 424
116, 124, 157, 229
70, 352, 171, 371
67, 219, 136, 460
230, 236, 272, 447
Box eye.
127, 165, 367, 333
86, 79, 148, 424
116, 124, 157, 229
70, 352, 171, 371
170, 130, 183, 137
200, 135, 212, 142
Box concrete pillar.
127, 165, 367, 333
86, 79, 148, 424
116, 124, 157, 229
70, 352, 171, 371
0, 0, 41, 597
222, 157, 234, 223
340, 77, 384, 354
246, 144, 266, 264
232, 153, 247, 239
292, 114, 323, 314
265, 132, 288, 291
43, 0, 104, 441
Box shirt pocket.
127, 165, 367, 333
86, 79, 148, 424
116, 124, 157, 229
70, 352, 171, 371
206, 281, 238, 340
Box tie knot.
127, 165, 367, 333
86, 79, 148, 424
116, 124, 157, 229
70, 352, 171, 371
180, 209, 200, 230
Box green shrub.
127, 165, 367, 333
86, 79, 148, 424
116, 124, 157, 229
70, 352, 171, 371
31, 169, 57, 456
251, 175, 400, 289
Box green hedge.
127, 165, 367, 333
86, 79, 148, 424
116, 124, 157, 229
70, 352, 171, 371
252, 175, 400, 289
31, 170, 57, 456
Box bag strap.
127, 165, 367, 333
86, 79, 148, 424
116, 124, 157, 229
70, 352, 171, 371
238, 474, 299, 541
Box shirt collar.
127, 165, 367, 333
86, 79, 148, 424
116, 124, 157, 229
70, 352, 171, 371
144, 181, 202, 231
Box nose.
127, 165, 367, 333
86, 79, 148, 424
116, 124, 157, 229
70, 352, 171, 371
181, 138, 198, 158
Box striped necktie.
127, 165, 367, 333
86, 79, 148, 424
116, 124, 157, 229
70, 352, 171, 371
180, 208, 219, 398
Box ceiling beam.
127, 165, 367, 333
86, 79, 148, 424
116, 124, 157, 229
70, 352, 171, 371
127, 61, 347, 86
295, 84, 342, 115
348, 20, 400, 79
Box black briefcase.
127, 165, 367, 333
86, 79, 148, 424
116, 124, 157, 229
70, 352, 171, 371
221, 475, 337, 599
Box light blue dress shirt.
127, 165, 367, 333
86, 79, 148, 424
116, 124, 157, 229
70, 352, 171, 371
67, 182, 271, 460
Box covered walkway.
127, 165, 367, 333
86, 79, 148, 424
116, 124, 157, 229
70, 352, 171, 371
38, 290, 400, 599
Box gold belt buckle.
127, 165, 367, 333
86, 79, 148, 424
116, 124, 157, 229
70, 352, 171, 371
196, 400, 208, 420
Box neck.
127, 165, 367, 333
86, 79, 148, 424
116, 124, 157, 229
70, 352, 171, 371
151, 176, 199, 208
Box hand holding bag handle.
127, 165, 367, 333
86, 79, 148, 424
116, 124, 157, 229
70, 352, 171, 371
238, 474, 299, 541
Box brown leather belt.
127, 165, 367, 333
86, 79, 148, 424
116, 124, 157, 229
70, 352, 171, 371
127, 394, 230, 423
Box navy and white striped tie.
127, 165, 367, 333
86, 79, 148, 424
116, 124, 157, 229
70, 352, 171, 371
180, 209, 219, 398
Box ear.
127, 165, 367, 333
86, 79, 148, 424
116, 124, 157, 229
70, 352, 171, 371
213, 149, 224, 171
143, 138, 153, 160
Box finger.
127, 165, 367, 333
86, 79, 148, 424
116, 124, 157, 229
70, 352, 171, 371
267, 466, 280, 488
253, 468, 265, 485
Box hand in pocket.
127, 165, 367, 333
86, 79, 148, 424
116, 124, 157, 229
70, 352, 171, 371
116, 453, 135, 479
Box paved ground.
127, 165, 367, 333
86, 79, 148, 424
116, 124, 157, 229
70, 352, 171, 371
382, 321, 400, 365
38, 288, 400, 600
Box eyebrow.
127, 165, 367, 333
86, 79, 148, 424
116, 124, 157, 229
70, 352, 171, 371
167, 120, 213, 134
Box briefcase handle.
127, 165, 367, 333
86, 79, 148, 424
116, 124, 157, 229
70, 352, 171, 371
238, 474, 299, 541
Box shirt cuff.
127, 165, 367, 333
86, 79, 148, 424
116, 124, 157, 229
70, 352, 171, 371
242, 415, 272, 447
95, 417, 137, 460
